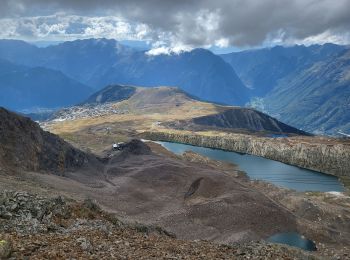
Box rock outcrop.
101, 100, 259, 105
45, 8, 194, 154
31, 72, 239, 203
142, 131, 350, 177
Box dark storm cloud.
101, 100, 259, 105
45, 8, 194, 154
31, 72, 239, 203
1, 0, 350, 47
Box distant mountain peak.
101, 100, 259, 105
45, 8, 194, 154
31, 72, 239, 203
0, 59, 93, 111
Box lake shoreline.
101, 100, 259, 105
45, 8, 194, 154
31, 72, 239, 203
141, 131, 350, 189
152, 140, 344, 192
146, 140, 350, 257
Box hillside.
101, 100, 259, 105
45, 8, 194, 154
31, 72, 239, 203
0, 59, 93, 111
0, 190, 317, 259
222, 44, 350, 134
0, 39, 250, 106
0, 58, 26, 76
82, 84, 137, 105
0, 107, 299, 246
221, 44, 346, 97
264, 49, 350, 135
49, 85, 198, 122
190, 108, 308, 135
82, 84, 200, 108
0, 123, 349, 258
59, 84, 303, 135
105, 85, 195, 111
100, 85, 306, 135
39, 38, 134, 86
42, 85, 307, 159
0, 107, 101, 174
1, 91, 350, 259
0, 40, 39, 66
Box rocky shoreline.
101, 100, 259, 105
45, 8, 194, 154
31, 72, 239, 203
141, 131, 350, 178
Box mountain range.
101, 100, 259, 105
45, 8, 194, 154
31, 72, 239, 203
263, 49, 350, 134
221, 43, 346, 97
222, 44, 350, 135
0, 39, 249, 106
0, 38, 348, 135
0, 58, 92, 111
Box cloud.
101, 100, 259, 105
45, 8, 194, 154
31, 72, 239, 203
146, 42, 192, 56
0, 14, 152, 41
0, 0, 350, 49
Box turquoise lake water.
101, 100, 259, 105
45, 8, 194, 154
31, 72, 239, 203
267, 232, 317, 251
156, 141, 344, 192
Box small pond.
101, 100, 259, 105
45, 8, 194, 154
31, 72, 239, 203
267, 232, 317, 251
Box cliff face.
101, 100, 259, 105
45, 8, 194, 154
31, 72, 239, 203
142, 131, 350, 177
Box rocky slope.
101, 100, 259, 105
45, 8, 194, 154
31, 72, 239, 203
0, 133, 300, 245
0, 190, 318, 259
99, 140, 298, 244
142, 131, 350, 177
1, 143, 349, 258
0, 107, 102, 174
0, 118, 348, 258
167, 107, 308, 135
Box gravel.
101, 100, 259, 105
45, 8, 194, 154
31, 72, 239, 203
0, 190, 320, 259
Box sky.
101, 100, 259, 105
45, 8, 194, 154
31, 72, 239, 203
0, 0, 350, 54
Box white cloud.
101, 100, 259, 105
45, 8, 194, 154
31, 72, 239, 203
0, 14, 153, 42
215, 38, 229, 48
0, 0, 350, 52
146, 40, 192, 56
292, 30, 350, 46
146, 46, 170, 56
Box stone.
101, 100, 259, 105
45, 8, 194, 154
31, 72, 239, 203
0, 238, 12, 259
83, 198, 101, 212
10, 203, 18, 211
77, 237, 93, 252
2, 213, 12, 220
